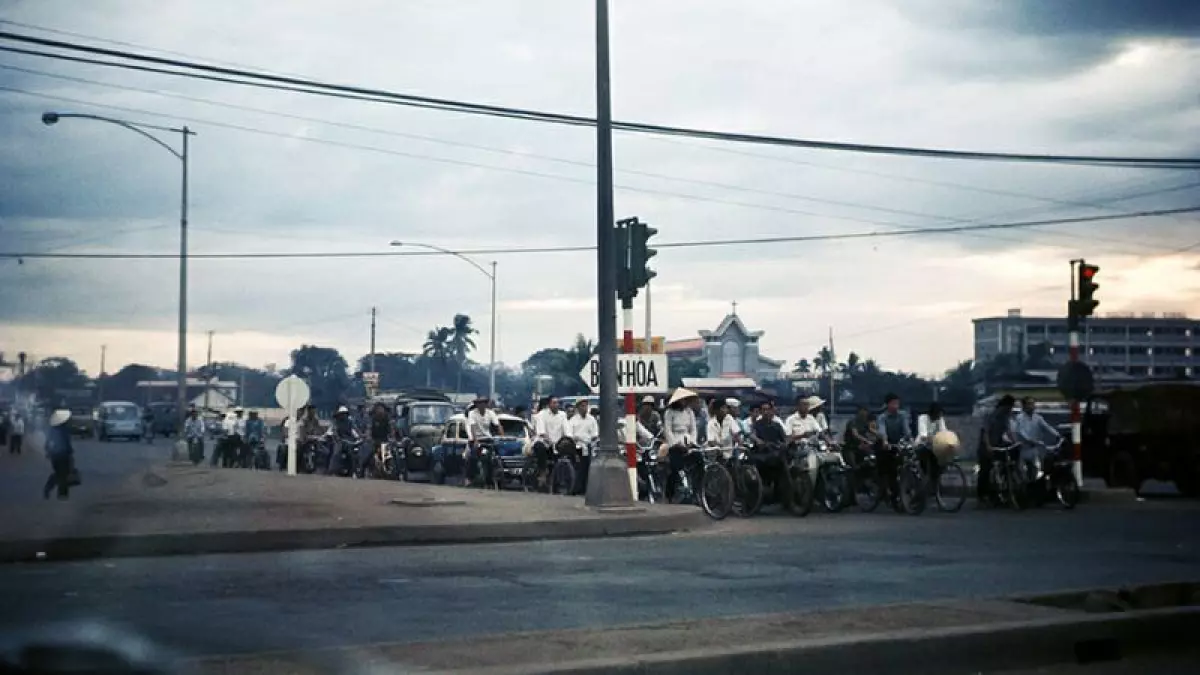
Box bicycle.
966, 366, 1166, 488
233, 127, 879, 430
668, 445, 735, 520
720, 445, 763, 517
894, 440, 928, 515
987, 442, 1031, 510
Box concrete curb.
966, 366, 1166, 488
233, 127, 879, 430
454, 605, 1200, 675
0, 510, 711, 563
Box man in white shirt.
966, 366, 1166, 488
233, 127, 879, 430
707, 400, 740, 450
1012, 396, 1061, 471
466, 398, 500, 444
569, 399, 599, 450
532, 396, 573, 487
783, 396, 822, 445
465, 397, 500, 484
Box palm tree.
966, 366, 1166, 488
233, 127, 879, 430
792, 358, 811, 374
449, 314, 478, 392
422, 327, 452, 387
814, 346, 834, 374
840, 351, 861, 376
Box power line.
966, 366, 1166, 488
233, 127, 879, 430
3, 206, 1196, 260
2, 31, 1198, 169
4, 84, 1191, 256
2, 25, 1189, 214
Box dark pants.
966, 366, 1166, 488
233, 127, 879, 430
44, 455, 71, 499
9, 434, 22, 454
875, 442, 900, 506
664, 445, 690, 502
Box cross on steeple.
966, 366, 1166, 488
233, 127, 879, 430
731, 300, 738, 316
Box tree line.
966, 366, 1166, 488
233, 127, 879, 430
8, 321, 1043, 414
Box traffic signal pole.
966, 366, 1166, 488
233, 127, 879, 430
623, 302, 638, 497
1066, 259, 1099, 488
585, 0, 634, 508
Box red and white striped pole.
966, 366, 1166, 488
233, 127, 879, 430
1068, 329, 1083, 487
622, 306, 638, 497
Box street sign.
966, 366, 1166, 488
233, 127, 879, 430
580, 353, 668, 394
275, 375, 311, 412
1056, 361, 1095, 400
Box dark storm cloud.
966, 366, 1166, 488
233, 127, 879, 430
984, 0, 1200, 40
900, 0, 1200, 79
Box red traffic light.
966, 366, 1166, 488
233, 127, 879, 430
1081, 266, 1097, 280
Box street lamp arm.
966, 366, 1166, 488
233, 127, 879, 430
43, 112, 186, 160
389, 240, 493, 279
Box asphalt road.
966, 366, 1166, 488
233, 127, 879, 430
0, 495, 1195, 661
0, 436, 169, 504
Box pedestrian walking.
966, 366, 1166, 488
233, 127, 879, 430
44, 409, 76, 500
9, 413, 25, 454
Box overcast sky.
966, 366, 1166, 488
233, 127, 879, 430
1, 0, 1198, 379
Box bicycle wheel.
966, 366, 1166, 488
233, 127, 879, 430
820, 466, 848, 513
785, 466, 814, 517
1006, 463, 1030, 510
935, 462, 967, 513
1055, 473, 1080, 510
854, 470, 882, 512
700, 463, 735, 520
899, 465, 927, 515
732, 464, 763, 517
550, 461, 576, 495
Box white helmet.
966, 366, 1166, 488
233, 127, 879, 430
336, 405, 350, 415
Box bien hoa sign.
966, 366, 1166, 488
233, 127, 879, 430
579, 353, 669, 394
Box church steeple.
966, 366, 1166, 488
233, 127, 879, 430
731, 300, 738, 317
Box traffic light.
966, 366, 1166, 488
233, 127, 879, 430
615, 219, 632, 303
629, 218, 657, 291
1077, 262, 1100, 317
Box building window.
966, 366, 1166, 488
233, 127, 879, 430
720, 340, 742, 375
1187, 329, 1193, 338
1146, 329, 1154, 337
1147, 347, 1154, 356
1188, 348, 1193, 357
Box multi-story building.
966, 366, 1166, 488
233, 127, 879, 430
973, 309, 1197, 379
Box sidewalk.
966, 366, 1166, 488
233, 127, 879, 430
0, 464, 709, 562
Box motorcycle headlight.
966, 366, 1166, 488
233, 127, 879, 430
648, 449, 658, 461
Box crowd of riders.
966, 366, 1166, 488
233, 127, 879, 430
177, 387, 1063, 513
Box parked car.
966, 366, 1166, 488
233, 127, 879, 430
94, 401, 143, 441
396, 398, 457, 482
145, 402, 179, 437
429, 414, 470, 484
427, 412, 532, 487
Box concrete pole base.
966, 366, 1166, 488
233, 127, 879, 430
585, 455, 636, 508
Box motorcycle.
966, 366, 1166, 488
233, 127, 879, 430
637, 435, 664, 504
472, 438, 502, 489
370, 439, 401, 480
548, 437, 578, 495
801, 435, 851, 514
249, 438, 271, 470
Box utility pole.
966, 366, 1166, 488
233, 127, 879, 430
370, 306, 377, 374
828, 327, 835, 418
585, 0, 634, 508
98, 345, 107, 401
203, 331, 214, 411
239, 371, 246, 408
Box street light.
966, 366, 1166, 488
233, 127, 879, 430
389, 241, 497, 402
42, 111, 195, 453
